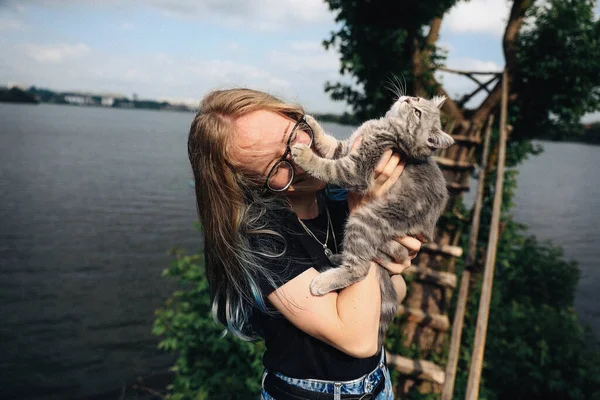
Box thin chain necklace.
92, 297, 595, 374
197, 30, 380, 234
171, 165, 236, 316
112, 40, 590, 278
297, 203, 338, 261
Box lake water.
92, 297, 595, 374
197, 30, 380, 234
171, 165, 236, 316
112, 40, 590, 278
0, 104, 598, 399
510, 141, 600, 340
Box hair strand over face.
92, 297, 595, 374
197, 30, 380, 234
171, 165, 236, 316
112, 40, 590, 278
188, 88, 304, 339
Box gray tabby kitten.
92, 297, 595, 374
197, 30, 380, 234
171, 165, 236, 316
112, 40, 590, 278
291, 96, 454, 346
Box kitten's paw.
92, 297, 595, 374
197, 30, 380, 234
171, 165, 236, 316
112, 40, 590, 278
304, 115, 322, 136
310, 274, 335, 296
291, 143, 312, 165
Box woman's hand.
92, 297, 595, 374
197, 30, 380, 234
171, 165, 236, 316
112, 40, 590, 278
345, 136, 423, 303
376, 237, 422, 303
347, 137, 406, 212
377, 236, 422, 273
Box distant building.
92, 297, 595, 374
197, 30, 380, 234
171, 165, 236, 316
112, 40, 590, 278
64, 94, 94, 106
101, 96, 115, 107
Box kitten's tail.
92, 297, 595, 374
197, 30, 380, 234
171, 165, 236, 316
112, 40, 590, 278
378, 266, 398, 349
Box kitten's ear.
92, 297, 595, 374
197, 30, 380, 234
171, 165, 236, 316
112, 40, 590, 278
432, 95, 446, 109
428, 128, 454, 149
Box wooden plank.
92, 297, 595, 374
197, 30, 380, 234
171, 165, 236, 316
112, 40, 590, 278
441, 115, 495, 400
451, 134, 481, 145
437, 66, 503, 76
458, 75, 500, 107
465, 70, 509, 400
404, 266, 457, 289
434, 156, 475, 170
446, 182, 470, 192
385, 352, 446, 385
422, 243, 463, 258
396, 306, 450, 331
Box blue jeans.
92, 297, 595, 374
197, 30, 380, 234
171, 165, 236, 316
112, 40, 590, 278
260, 350, 394, 400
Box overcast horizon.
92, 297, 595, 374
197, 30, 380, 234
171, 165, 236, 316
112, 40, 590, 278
1, 0, 599, 121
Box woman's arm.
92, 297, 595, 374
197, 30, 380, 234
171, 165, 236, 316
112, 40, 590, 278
267, 148, 421, 358
348, 145, 423, 305
268, 263, 382, 358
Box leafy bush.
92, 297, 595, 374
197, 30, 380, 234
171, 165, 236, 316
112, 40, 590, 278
452, 223, 600, 400
448, 146, 600, 399
153, 250, 263, 399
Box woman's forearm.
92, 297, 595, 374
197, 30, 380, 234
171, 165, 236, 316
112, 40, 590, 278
334, 262, 381, 357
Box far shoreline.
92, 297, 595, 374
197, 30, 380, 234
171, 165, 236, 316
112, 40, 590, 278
3, 95, 599, 146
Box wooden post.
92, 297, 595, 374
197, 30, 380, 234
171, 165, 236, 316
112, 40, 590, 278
465, 70, 509, 400
440, 114, 495, 400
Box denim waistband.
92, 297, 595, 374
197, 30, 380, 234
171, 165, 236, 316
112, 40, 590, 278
262, 349, 387, 398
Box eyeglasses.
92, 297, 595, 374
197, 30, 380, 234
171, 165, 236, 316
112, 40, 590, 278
264, 115, 314, 192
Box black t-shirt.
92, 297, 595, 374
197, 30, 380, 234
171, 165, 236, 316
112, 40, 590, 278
250, 194, 380, 380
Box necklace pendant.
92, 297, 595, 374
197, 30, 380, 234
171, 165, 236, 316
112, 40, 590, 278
324, 247, 333, 259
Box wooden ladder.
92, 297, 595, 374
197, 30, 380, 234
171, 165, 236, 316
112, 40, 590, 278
387, 70, 509, 399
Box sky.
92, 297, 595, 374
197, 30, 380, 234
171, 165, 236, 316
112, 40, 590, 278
0, 0, 598, 121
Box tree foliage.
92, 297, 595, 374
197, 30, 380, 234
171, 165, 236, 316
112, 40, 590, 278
512, 0, 600, 140
323, 0, 459, 121
324, 0, 600, 139
320, 0, 600, 398
153, 250, 264, 399
449, 163, 600, 400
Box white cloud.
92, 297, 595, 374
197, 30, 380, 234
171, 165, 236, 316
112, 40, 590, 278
444, 0, 511, 36
184, 59, 288, 87
225, 42, 240, 51
435, 57, 503, 108
269, 50, 338, 73
0, 17, 26, 30
144, 0, 331, 27
2, 0, 333, 31
288, 41, 323, 52
437, 41, 454, 54
582, 111, 600, 124
20, 43, 90, 63
119, 22, 134, 30
0, 1, 343, 112
451, 58, 502, 73
268, 40, 339, 74
0, 1, 25, 12
0, 40, 301, 105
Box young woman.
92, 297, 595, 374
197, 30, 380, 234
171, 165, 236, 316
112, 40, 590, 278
187, 88, 422, 399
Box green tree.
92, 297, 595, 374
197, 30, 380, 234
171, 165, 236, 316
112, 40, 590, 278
153, 250, 264, 399
324, 0, 600, 140
512, 0, 600, 141
322, 0, 600, 398
450, 167, 600, 400
323, 0, 460, 122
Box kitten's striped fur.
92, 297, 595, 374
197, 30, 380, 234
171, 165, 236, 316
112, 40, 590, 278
291, 96, 454, 347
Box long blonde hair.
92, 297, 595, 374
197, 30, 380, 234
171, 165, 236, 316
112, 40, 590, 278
188, 88, 304, 339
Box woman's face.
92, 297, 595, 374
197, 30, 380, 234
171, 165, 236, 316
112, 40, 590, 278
232, 110, 326, 194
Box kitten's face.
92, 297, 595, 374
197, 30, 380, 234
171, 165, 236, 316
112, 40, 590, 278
385, 95, 454, 158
